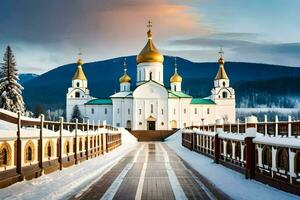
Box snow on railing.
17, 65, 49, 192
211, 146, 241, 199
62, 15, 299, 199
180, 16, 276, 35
0, 109, 121, 189
182, 116, 300, 196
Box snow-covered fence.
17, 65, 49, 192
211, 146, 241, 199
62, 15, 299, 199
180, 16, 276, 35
0, 109, 121, 189
182, 116, 300, 196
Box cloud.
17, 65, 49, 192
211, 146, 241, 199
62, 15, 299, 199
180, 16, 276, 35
167, 34, 300, 67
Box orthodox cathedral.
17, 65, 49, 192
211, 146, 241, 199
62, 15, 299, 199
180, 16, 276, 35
66, 24, 236, 130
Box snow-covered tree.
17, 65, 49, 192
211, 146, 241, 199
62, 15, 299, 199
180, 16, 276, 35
71, 105, 82, 122
0, 46, 25, 114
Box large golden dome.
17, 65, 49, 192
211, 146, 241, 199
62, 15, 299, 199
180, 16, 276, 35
136, 30, 164, 64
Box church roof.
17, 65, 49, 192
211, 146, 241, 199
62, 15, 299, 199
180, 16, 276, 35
168, 91, 192, 98
215, 65, 229, 80
85, 98, 112, 105
191, 98, 215, 105
110, 91, 132, 98
72, 58, 87, 81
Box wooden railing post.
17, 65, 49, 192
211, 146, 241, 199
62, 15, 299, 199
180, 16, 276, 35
275, 115, 278, 137
214, 119, 223, 164
39, 114, 44, 173
245, 116, 257, 179
264, 115, 268, 136
59, 117, 63, 170
16, 111, 23, 181
74, 118, 78, 164
106, 133, 109, 153
86, 120, 89, 160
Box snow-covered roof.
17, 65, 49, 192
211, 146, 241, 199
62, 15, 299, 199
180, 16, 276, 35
110, 91, 132, 98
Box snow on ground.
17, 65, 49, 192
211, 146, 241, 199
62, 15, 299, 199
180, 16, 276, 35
0, 128, 137, 200
165, 130, 300, 200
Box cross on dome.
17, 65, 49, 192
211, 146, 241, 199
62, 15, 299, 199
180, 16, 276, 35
147, 20, 152, 30
174, 57, 178, 72
123, 58, 127, 73
218, 47, 224, 58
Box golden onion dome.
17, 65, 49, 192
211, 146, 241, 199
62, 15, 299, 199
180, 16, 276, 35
170, 71, 182, 83
77, 58, 84, 66
136, 30, 164, 64
218, 57, 225, 65
119, 73, 131, 83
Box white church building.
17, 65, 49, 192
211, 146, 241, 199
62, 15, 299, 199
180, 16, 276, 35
66, 26, 236, 130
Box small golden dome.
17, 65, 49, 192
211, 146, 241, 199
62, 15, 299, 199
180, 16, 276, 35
136, 30, 164, 64
77, 58, 84, 66
170, 72, 182, 83
119, 73, 131, 83
218, 57, 225, 65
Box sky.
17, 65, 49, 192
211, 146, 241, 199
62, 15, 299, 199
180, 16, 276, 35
0, 0, 300, 74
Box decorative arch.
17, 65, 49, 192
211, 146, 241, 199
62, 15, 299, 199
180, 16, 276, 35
24, 140, 35, 163
294, 151, 300, 176
170, 120, 177, 129
79, 138, 83, 151
126, 120, 132, 129
277, 148, 289, 171
64, 139, 71, 155
44, 139, 55, 158
0, 142, 12, 166
262, 146, 272, 167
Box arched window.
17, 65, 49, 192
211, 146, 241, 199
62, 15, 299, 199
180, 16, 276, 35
173, 109, 176, 115
151, 104, 153, 114
277, 148, 289, 171
222, 91, 228, 98
75, 91, 80, 98
194, 108, 197, 114
149, 72, 152, 80
104, 108, 107, 114
25, 140, 35, 163
139, 71, 141, 81
76, 82, 80, 87
79, 138, 83, 151
47, 142, 52, 158
66, 142, 70, 154
222, 81, 226, 87
91, 108, 94, 114
262, 146, 272, 166
207, 108, 210, 115
128, 109, 130, 115
27, 147, 32, 161
174, 85, 177, 91
184, 109, 186, 114
1, 148, 7, 165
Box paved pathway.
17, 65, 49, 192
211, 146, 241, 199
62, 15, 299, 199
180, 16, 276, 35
72, 142, 224, 200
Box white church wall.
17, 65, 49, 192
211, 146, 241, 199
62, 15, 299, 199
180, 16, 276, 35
84, 105, 113, 125
189, 104, 217, 126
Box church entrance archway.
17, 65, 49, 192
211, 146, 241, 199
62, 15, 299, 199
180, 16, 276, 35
147, 121, 156, 130
170, 120, 177, 130
126, 120, 131, 130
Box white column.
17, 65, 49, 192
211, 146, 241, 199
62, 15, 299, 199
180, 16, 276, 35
241, 144, 245, 161
275, 115, 278, 137
271, 146, 277, 175
264, 115, 268, 136
237, 119, 240, 134
223, 140, 227, 157
289, 148, 296, 184
232, 142, 236, 159
209, 136, 212, 151
257, 145, 263, 167
288, 116, 292, 137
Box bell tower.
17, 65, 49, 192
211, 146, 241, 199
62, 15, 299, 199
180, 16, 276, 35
211, 48, 236, 123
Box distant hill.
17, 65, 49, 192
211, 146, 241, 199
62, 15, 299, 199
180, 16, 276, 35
19, 73, 39, 85
22, 56, 300, 111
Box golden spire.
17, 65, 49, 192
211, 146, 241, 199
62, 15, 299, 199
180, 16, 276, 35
215, 48, 229, 80
170, 57, 182, 83
119, 58, 131, 83
72, 50, 87, 80
136, 21, 164, 64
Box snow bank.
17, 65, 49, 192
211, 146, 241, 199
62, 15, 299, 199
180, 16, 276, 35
0, 128, 138, 200
165, 130, 300, 200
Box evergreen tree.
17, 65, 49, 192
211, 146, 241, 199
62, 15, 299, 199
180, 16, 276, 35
71, 105, 82, 122
34, 104, 45, 118
0, 46, 25, 114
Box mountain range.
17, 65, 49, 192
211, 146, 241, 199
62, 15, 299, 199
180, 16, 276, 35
21, 56, 300, 111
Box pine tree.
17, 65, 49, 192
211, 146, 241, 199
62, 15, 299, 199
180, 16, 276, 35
0, 46, 25, 114
71, 105, 82, 122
